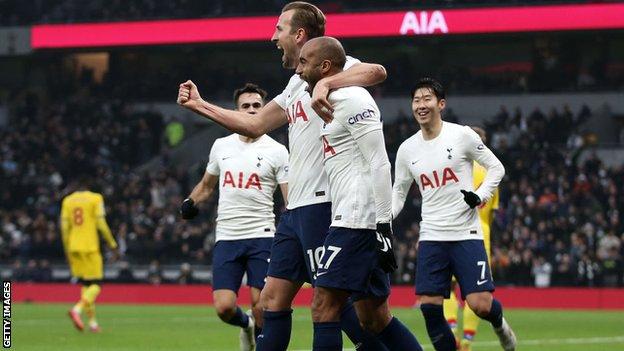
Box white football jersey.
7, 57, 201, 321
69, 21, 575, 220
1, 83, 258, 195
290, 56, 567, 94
393, 122, 505, 241
206, 134, 288, 242
273, 56, 361, 210
320, 86, 383, 230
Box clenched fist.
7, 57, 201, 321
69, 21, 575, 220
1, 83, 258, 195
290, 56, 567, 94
177, 80, 203, 109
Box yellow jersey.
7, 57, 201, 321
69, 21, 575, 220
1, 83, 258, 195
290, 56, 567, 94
61, 190, 117, 253
474, 162, 499, 251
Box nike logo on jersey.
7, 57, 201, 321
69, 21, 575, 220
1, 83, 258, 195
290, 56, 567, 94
477, 279, 488, 285
411, 160, 419, 165
316, 271, 328, 277
222, 157, 231, 160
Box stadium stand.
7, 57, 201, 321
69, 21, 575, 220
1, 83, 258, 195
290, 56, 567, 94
1, 85, 622, 287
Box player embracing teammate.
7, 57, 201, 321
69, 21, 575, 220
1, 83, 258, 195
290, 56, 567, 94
177, 1, 517, 350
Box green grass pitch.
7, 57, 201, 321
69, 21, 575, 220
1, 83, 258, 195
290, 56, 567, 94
13, 303, 624, 350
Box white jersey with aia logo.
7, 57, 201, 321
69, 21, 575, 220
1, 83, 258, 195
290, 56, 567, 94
206, 134, 288, 241
393, 121, 504, 241
273, 56, 361, 210
320, 86, 383, 230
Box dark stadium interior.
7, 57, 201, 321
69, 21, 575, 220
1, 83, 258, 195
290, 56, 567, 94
1, 0, 623, 289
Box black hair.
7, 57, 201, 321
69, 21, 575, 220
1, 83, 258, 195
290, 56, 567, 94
233, 83, 268, 106
411, 77, 446, 101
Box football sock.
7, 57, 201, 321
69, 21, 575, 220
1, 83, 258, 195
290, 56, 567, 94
421, 303, 457, 351
85, 302, 97, 325
339, 302, 388, 351
73, 286, 88, 313
83, 284, 101, 304
313, 322, 342, 351
377, 316, 424, 351
226, 307, 249, 328
482, 299, 503, 328
256, 309, 292, 351
443, 291, 459, 337
462, 303, 480, 343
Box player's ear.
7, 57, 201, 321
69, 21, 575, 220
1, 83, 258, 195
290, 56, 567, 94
321, 60, 331, 74
438, 98, 446, 111
295, 28, 306, 44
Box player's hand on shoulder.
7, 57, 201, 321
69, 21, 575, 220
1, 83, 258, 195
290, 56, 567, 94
375, 222, 398, 273
177, 80, 203, 109
311, 78, 334, 123
180, 198, 199, 219
460, 190, 481, 208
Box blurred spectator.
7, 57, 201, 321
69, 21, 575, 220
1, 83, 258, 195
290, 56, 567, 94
117, 261, 137, 283
532, 256, 553, 288
177, 262, 195, 285
147, 260, 163, 285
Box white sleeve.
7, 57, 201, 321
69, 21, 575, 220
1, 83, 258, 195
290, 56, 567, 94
392, 144, 413, 219
344, 55, 362, 70
272, 89, 287, 110
275, 146, 289, 184
331, 89, 381, 139
354, 129, 392, 223
205, 141, 220, 176
463, 126, 505, 203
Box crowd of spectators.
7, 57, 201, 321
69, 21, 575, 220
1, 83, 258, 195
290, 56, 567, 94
1, 85, 622, 287
0, 0, 603, 26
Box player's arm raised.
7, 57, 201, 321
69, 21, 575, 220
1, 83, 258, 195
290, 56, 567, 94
312, 62, 387, 122
392, 144, 413, 219
178, 80, 287, 138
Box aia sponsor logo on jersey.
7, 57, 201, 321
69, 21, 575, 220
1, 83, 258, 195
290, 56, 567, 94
286, 100, 309, 125
222, 171, 262, 190
419, 167, 458, 190
322, 136, 336, 158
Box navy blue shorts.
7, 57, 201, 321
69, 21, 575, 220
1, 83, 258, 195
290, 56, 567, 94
416, 240, 495, 299
315, 227, 390, 301
212, 237, 273, 292
267, 202, 332, 284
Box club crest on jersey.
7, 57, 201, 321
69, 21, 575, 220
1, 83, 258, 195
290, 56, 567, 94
222, 171, 262, 190
446, 147, 453, 159
286, 100, 309, 125
419, 167, 458, 190
257, 156, 263, 167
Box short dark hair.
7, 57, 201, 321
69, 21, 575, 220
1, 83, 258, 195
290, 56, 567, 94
233, 83, 268, 106
282, 1, 326, 39
411, 77, 446, 101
